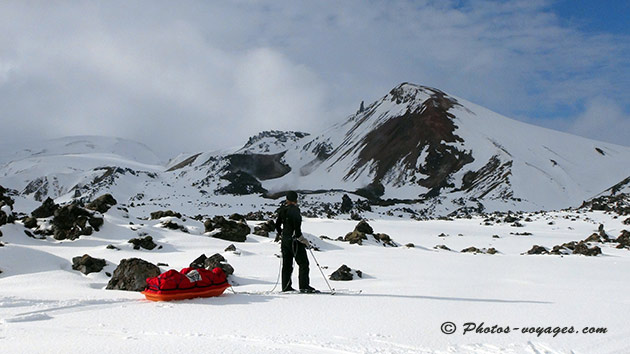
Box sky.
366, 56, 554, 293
0, 0, 629, 160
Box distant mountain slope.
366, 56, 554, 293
1, 84, 629, 216
259, 83, 630, 210
0, 136, 163, 202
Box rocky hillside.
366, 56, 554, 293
1, 84, 629, 217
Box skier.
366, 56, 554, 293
275, 191, 318, 293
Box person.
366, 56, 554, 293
275, 191, 318, 293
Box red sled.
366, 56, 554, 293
142, 267, 230, 301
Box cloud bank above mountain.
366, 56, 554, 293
0, 0, 628, 160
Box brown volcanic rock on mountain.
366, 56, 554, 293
349, 86, 473, 190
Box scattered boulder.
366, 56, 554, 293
203, 218, 215, 233
85, 194, 117, 213
504, 215, 519, 223
461, 247, 497, 254
72, 254, 106, 275
355, 220, 374, 234
373, 233, 396, 247
623, 218, 630, 225
22, 216, 38, 229
526, 245, 549, 255
160, 220, 188, 233
31, 197, 59, 218
0, 185, 14, 209
106, 258, 160, 291
344, 230, 368, 245
0, 211, 6, 227
189, 253, 234, 275
573, 242, 602, 256
51, 204, 103, 240
550, 241, 576, 255
245, 211, 268, 221
128, 235, 158, 250
583, 233, 604, 243
204, 253, 234, 275
550, 240, 601, 256
597, 224, 610, 241
434, 245, 451, 251
405, 243, 415, 248
150, 210, 182, 220
209, 216, 249, 242
615, 230, 630, 248
253, 220, 275, 237
0, 186, 15, 226
228, 213, 245, 222
329, 264, 362, 281
224, 244, 236, 252
350, 212, 362, 221
340, 194, 353, 214
106, 244, 120, 250
343, 220, 396, 246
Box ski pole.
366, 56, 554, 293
307, 246, 334, 293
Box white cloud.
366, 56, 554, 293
0, 0, 628, 159
568, 97, 630, 146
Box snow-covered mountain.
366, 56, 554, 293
0, 136, 163, 203
1, 83, 629, 216
168, 83, 630, 213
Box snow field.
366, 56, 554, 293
1, 207, 630, 353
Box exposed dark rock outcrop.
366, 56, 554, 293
343, 220, 396, 246
217, 171, 267, 195
72, 254, 106, 275
549, 240, 601, 256
22, 217, 38, 229
106, 258, 160, 291
31, 197, 59, 218
150, 210, 182, 219
461, 247, 498, 254
355, 220, 374, 234
160, 220, 188, 233
225, 152, 291, 181
0, 185, 15, 226
86, 194, 117, 213
340, 194, 353, 213
207, 216, 249, 242
253, 220, 275, 237
616, 230, 630, 248
51, 204, 104, 240
329, 264, 362, 281
128, 235, 158, 250
189, 253, 234, 275
526, 245, 549, 255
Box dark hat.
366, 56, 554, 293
286, 191, 298, 202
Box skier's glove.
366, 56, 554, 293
295, 235, 310, 248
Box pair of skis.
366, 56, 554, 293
229, 287, 362, 296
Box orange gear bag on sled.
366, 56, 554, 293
142, 267, 230, 301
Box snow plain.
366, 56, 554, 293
1, 203, 629, 354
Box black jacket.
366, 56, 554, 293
275, 204, 302, 241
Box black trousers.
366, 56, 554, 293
281, 238, 310, 290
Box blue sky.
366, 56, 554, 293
552, 0, 630, 34
0, 0, 628, 158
